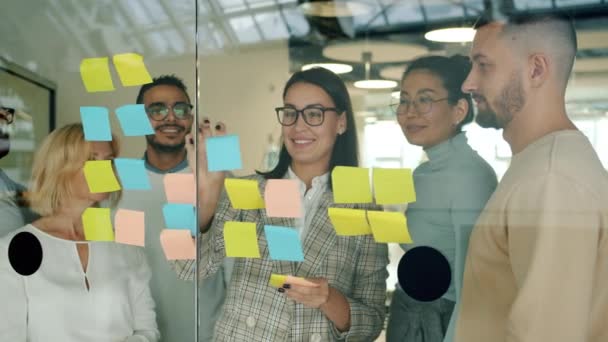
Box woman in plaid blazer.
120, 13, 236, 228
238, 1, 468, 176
174, 67, 389, 341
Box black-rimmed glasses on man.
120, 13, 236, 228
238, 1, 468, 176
145, 102, 193, 121
275, 106, 340, 127
390, 97, 449, 116
0, 107, 15, 124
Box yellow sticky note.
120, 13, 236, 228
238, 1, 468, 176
80, 57, 115, 92
331, 166, 372, 204
328, 207, 371, 236
83, 208, 114, 241
224, 221, 260, 258
224, 178, 265, 210
373, 168, 416, 205
113, 53, 153, 87
367, 211, 412, 243
269, 274, 319, 288
83, 160, 121, 193
269, 274, 288, 288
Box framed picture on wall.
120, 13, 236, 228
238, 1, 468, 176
0, 57, 56, 185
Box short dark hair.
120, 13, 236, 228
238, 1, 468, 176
256, 67, 359, 189
474, 13, 577, 85
135, 74, 191, 104
402, 55, 474, 131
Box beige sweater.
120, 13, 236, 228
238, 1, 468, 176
456, 130, 608, 342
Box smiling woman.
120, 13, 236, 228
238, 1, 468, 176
172, 67, 390, 341
386, 55, 498, 342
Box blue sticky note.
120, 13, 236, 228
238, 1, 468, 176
206, 135, 242, 172
264, 225, 304, 262
80, 106, 111, 141
162, 203, 196, 236
113, 158, 151, 190
115, 104, 154, 136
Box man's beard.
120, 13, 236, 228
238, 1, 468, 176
145, 134, 185, 153
475, 71, 525, 130
0, 130, 9, 159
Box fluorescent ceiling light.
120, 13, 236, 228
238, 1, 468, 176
354, 79, 398, 89
424, 27, 476, 43
301, 63, 353, 74
298, 1, 372, 17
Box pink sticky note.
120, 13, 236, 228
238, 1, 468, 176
164, 173, 196, 204
160, 229, 196, 260
264, 179, 302, 218
114, 209, 145, 246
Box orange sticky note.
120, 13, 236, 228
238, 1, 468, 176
83, 208, 114, 241
224, 221, 260, 258
114, 209, 145, 246
224, 178, 265, 210
328, 207, 371, 236
331, 166, 372, 204
79, 57, 115, 92
269, 274, 319, 288
83, 160, 121, 193
367, 211, 412, 243
112, 53, 153, 87
373, 168, 416, 204
164, 173, 196, 204
160, 229, 196, 260
264, 179, 302, 218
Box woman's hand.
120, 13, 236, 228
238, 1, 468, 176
281, 277, 328, 309
186, 117, 227, 183
281, 277, 351, 331
186, 118, 228, 230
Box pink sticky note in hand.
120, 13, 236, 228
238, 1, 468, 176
114, 209, 145, 246
160, 229, 196, 260
264, 179, 302, 218
164, 173, 196, 204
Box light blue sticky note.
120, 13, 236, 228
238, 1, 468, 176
162, 203, 196, 236
115, 104, 154, 136
113, 158, 151, 190
206, 135, 243, 172
80, 106, 111, 141
264, 225, 304, 262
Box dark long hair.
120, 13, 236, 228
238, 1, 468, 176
256, 67, 358, 189
402, 55, 474, 132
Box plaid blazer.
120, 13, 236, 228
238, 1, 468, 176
174, 174, 389, 341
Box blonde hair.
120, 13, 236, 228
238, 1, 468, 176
29, 123, 121, 216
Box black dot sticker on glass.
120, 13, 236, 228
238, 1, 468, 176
398, 246, 451, 302
8, 232, 43, 276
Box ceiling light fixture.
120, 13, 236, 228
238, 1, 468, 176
354, 52, 398, 90
301, 63, 353, 74
298, 0, 372, 17
424, 27, 476, 43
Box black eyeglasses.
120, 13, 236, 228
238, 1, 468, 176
145, 102, 193, 121
275, 106, 340, 127
0, 107, 15, 124
390, 97, 449, 116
